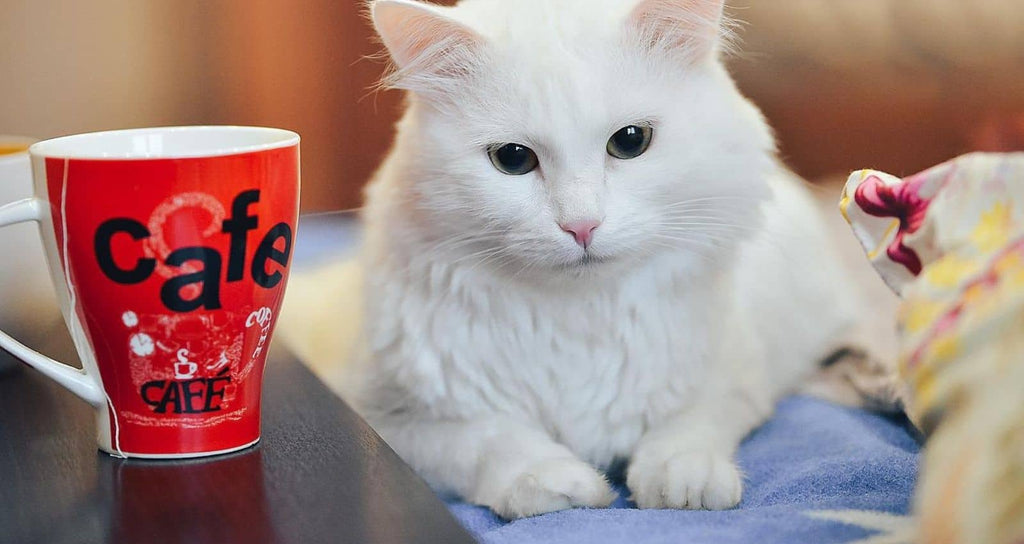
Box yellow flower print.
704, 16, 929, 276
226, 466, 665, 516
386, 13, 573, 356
902, 299, 949, 334
993, 249, 1024, 289
922, 253, 980, 289
970, 202, 1013, 253
928, 335, 961, 364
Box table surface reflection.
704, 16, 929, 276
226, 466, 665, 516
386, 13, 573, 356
0, 348, 474, 544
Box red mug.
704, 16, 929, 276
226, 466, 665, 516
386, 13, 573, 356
0, 126, 300, 458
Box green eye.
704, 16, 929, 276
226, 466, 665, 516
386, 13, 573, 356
607, 125, 653, 160
488, 143, 539, 176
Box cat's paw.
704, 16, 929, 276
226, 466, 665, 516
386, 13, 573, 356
627, 447, 743, 510
484, 457, 616, 519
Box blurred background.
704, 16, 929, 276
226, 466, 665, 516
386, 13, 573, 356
2, 0, 1024, 214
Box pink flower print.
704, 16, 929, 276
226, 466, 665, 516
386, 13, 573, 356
854, 174, 932, 275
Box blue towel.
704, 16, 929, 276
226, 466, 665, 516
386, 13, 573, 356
292, 215, 921, 544
445, 397, 920, 544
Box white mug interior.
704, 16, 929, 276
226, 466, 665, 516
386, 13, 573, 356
29, 126, 300, 160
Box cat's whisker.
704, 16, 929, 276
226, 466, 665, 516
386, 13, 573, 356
659, 206, 754, 218
460, 240, 535, 274
664, 195, 762, 205
423, 224, 521, 256
299, 207, 365, 219
660, 206, 750, 215
658, 224, 761, 236
665, 230, 746, 247
645, 239, 724, 268
661, 227, 792, 255
660, 196, 761, 210
655, 227, 761, 240
662, 198, 756, 207
650, 232, 729, 252
428, 235, 491, 255
651, 229, 760, 257
475, 251, 527, 276
391, 237, 510, 278
660, 211, 742, 217
657, 218, 760, 228
510, 258, 543, 281
451, 245, 507, 267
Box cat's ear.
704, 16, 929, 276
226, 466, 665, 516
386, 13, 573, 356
370, 0, 484, 92
627, 0, 730, 62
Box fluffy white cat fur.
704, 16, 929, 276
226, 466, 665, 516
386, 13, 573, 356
280, 0, 889, 519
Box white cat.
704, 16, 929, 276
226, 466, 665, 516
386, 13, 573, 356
281, 0, 885, 518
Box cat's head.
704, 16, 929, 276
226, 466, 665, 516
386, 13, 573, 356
370, 0, 776, 282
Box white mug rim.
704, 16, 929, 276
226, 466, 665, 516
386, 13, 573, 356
29, 126, 300, 161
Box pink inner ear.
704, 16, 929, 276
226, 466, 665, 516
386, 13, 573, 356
628, 0, 724, 55
374, 2, 480, 70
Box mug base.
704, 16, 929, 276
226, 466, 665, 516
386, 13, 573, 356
98, 436, 260, 460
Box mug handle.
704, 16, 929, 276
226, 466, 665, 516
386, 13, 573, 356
0, 198, 104, 407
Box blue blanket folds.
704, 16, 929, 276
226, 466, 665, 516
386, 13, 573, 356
446, 397, 919, 544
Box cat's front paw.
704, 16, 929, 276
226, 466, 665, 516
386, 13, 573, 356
481, 457, 616, 519
627, 447, 743, 510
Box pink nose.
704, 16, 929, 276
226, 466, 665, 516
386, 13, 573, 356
559, 220, 601, 249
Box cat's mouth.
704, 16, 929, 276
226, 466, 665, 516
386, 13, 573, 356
558, 252, 614, 270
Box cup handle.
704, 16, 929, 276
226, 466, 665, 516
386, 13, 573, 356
0, 198, 104, 407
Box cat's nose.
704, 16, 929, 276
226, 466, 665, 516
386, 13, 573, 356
559, 220, 601, 249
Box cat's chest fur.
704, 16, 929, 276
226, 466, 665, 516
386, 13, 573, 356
361, 253, 722, 468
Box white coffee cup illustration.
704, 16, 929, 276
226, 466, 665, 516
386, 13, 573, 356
174, 349, 198, 380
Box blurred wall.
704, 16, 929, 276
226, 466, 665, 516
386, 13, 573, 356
729, 0, 1024, 179
200, 0, 407, 212
0, 0, 405, 213
2, 0, 1023, 214
1, 2, 208, 139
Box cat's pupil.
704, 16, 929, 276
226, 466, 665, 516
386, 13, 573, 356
489, 143, 538, 176
497, 144, 530, 170
607, 125, 653, 160
615, 126, 644, 150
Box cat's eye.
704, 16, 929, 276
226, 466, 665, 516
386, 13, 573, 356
607, 125, 653, 160
488, 143, 539, 176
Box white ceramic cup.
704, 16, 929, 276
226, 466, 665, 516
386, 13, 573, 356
0, 126, 300, 458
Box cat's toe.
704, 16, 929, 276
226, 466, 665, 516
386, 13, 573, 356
489, 457, 615, 519
628, 449, 742, 510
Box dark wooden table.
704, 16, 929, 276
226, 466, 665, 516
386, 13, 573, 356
0, 346, 476, 544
